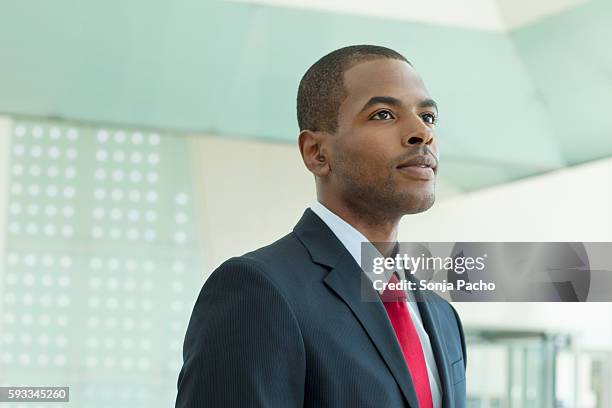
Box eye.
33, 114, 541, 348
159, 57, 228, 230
370, 110, 395, 121
422, 113, 438, 125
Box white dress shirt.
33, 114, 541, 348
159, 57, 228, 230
310, 201, 442, 408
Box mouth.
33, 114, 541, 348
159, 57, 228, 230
396, 165, 435, 180
396, 156, 437, 181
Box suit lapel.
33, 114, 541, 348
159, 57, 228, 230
293, 209, 419, 408
414, 291, 455, 408
323, 253, 420, 408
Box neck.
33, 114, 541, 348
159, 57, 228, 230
318, 195, 400, 253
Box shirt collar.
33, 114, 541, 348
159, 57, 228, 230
310, 201, 401, 294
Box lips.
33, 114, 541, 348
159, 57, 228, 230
396, 155, 437, 169
396, 155, 437, 180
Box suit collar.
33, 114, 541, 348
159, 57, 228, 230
293, 208, 346, 268
309, 201, 369, 266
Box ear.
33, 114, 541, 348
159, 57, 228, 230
298, 129, 330, 178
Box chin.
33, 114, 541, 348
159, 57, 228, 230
400, 191, 436, 215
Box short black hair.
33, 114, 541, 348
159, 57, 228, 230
296, 45, 411, 133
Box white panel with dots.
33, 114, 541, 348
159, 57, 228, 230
0, 119, 203, 408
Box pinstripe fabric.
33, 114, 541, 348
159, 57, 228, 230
176, 209, 467, 407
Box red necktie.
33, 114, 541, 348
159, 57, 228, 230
380, 273, 433, 408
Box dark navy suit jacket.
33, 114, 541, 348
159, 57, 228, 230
176, 208, 467, 407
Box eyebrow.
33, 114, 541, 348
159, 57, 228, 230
359, 96, 438, 114
418, 98, 438, 112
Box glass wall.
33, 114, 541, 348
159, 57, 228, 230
466, 329, 560, 408
466, 328, 612, 408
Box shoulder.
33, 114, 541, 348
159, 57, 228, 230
205, 231, 315, 298
211, 231, 303, 272
241, 231, 309, 266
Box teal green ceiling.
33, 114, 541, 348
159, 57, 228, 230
0, 0, 610, 191
510, 0, 612, 166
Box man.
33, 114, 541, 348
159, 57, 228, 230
176, 45, 467, 408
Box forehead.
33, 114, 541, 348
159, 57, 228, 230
341, 58, 430, 111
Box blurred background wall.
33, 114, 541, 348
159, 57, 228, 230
1, 0, 611, 407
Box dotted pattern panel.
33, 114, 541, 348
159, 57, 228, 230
0, 120, 203, 408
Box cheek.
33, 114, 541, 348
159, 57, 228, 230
343, 146, 390, 180
340, 133, 396, 167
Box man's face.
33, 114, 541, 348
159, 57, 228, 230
328, 58, 440, 217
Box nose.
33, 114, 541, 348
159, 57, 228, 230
401, 116, 434, 147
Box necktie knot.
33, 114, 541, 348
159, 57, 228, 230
380, 272, 407, 303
